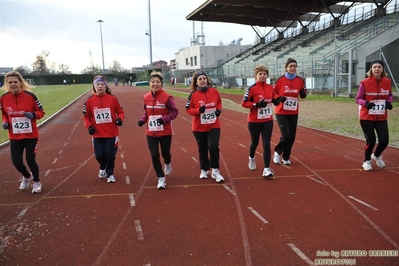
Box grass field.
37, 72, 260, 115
1, 84, 398, 147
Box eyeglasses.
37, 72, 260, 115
287, 64, 297, 68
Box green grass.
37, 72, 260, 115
1, 84, 90, 143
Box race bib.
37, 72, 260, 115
12, 117, 32, 134
257, 104, 272, 119
368, 99, 386, 115
94, 107, 112, 124
200, 108, 216, 124
283, 97, 298, 111
148, 115, 164, 131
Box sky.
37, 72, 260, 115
0, 0, 262, 73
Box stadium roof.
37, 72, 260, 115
186, 0, 391, 29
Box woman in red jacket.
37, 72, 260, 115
83, 76, 124, 183
185, 71, 224, 183
273, 58, 307, 165
137, 72, 179, 189
1, 71, 45, 193
242, 65, 282, 178
355, 60, 393, 171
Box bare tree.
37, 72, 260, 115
14, 65, 31, 75
31, 50, 50, 75
57, 63, 71, 74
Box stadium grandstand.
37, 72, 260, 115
184, 0, 399, 96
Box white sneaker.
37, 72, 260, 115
19, 175, 32, 190
32, 181, 42, 194
248, 156, 256, 170
211, 169, 224, 183
362, 160, 373, 171
107, 175, 116, 183
98, 169, 106, 179
371, 154, 385, 168
262, 168, 275, 179
273, 152, 280, 164
199, 169, 208, 179
157, 177, 166, 189
282, 159, 291, 165
164, 163, 172, 175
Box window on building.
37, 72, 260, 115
194, 56, 197, 66
186, 58, 189, 65
190, 57, 193, 66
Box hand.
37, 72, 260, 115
366, 101, 376, 110
88, 126, 96, 135
215, 109, 221, 117
255, 99, 267, 108
116, 118, 123, 126
386, 101, 393, 110
156, 118, 164, 125
199, 105, 206, 113
279, 96, 287, 103
24, 112, 36, 119
138, 120, 144, 127
2, 122, 9, 130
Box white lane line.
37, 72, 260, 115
122, 162, 127, 170
53, 158, 58, 164
223, 185, 236, 195
181, 147, 187, 152
238, 143, 246, 148
63, 142, 67, 147
306, 176, 327, 185
314, 146, 327, 152
129, 194, 135, 206
287, 243, 314, 265
389, 170, 399, 174
191, 156, 198, 163
247, 207, 268, 224
125, 176, 130, 185
58, 149, 63, 155
120, 153, 124, 158
17, 207, 29, 219
348, 196, 379, 211
45, 169, 51, 177
135, 220, 144, 240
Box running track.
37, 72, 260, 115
0, 85, 398, 266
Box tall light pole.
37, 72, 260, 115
147, 0, 153, 69
97, 19, 105, 72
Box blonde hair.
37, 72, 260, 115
254, 65, 269, 78
2, 71, 31, 93
366, 68, 388, 78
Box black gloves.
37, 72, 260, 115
156, 118, 164, 125
272, 97, 286, 106
2, 122, 9, 130
366, 102, 376, 110
255, 100, 267, 108
299, 90, 307, 99
88, 126, 96, 135
116, 118, 123, 126
386, 101, 393, 110
215, 109, 221, 117
199, 105, 206, 113
138, 120, 144, 127
24, 112, 36, 119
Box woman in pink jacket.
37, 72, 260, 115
355, 59, 393, 171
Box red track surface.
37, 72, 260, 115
1, 86, 398, 266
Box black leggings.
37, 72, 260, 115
146, 135, 172, 177
248, 120, 273, 168
93, 137, 118, 176
10, 138, 40, 181
274, 114, 298, 161
360, 119, 389, 161
193, 128, 220, 170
